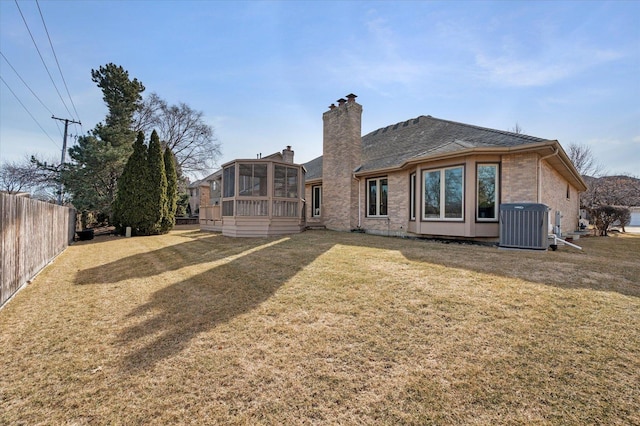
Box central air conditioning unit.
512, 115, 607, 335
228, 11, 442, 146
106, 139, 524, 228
499, 203, 550, 250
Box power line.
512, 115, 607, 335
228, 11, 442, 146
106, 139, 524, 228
0, 75, 61, 149
36, 0, 82, 133
14, 0, 77, 123
0, 50, 64, 138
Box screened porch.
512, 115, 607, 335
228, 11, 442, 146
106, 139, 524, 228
200, 158, 306, 237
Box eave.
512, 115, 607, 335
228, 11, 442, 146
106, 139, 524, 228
353, 140, 587, 192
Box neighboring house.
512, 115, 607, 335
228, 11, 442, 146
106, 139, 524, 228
630, 207, 640, 227
303, 94, 587, 240
187, 179, 203, 216
199, 146, 306, 237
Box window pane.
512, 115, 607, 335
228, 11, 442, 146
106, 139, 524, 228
380, 179, 388, 216
444, 167, 463, 218
410, 173, 416, 220
368, 180, 377, 216
424, 171, 440, 218
312, 186, 321, 217
477, 165, 497, 219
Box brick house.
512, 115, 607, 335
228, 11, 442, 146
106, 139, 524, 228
303, 94, 587, 240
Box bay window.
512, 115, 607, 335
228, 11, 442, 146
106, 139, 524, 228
423, 166, 464, 220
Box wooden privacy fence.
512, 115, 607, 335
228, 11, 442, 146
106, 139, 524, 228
0, 193, 76, 307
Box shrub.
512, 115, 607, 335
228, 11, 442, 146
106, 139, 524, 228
591, 205, 631, 236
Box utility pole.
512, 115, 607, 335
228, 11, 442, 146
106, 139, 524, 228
52, 115, 81, 205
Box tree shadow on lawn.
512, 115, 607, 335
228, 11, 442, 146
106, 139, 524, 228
77, 230, 637, 373
114, 234, 337, 373
74, 233, 264, 286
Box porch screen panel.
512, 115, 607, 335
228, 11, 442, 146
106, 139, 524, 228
274, 165, 298, 198
239, 163, 268, 196
222, 200, 234, 216
286, 168, 298, 198
223, 165, 235, 197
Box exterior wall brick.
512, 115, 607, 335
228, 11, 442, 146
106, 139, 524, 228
360, 172, 409, 237
540, 160, 580, 234
501, 153, 538, 203
321, 101, 362, 231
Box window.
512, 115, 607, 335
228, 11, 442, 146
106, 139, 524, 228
423, 166, 464, 220
209, 178, 221, 203
367, 177, 388, 217
312, 185, 322, 217
566, 183, 571, 200
223, 165, 235, 198
410, 173, 416, 221
274, 165, 298, 198
238, 163, 267, 196
477, 164, 498, 221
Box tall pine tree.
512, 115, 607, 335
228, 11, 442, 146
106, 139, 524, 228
141, 130, 167, 235
62, 64, 145, 227
112, 132, 148, 234
161, 147, 178, 233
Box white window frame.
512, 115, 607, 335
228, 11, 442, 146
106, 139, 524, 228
367, 177, 388, 217
476, 164, 499, 222
312, 185, 322, 217
422, 165, 464, 221
409, 172, 416, 221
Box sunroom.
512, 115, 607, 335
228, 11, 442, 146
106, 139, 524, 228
199, 151, 306, 237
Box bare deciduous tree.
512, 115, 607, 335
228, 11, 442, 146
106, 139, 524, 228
0, 155, 58, 199
567, 143, 605, 178
134, 93, 221, 178
582, 175, 640, 209
510, 122, 523, 134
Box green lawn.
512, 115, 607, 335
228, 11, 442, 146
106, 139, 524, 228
1, 227, 638, 425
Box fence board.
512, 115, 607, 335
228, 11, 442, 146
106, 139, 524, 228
0, 193, 76, 307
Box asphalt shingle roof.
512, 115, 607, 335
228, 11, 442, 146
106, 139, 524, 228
303, 115, 548, 179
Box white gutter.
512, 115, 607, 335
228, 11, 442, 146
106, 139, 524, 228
538, 147, 559, 203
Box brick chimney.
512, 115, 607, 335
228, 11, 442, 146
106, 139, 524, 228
282, 145, 294, 163
322, 93, 362, 231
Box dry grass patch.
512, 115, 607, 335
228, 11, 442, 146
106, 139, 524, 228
1, 227, 639, 425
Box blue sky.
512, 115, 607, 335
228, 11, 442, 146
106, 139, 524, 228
1, 0, 638, 179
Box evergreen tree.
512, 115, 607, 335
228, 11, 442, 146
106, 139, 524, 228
61, 64, 145, 227
91, 63, 145, 148
112, 132, 148, 234
161, 147, 178, 233
142, 130, 167, 235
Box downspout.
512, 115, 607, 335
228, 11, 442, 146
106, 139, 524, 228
538, 147, 559, 203
353, 174, 361, 228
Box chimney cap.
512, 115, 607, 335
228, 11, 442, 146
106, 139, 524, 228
337, 98, 347, 105
328, 103, 336, 110
346, 93, 357, 100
